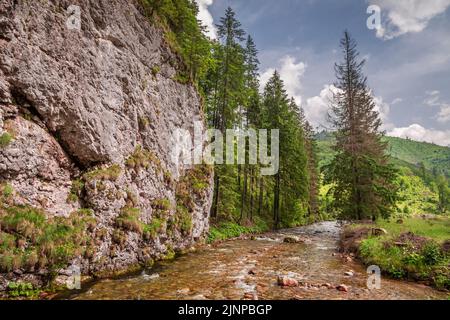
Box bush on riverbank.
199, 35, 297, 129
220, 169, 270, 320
343, 217, 450, 290
207, 218, 270, 243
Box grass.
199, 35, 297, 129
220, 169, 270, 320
0, 205, 96, 274
348, 217, 450, 289
175, 205, 192, 235
207, 217, 270, 244
83, 164, 121, 182
125, 145, 161, 171
151, 66, 160, 77
115, 207, 143, 234
374, 217, 450, 243
143, 218, 165, 240
115, 206, 167, 241
0, 132, 13, 148
67, 179, 85, 203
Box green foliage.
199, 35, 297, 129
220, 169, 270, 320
126, 145, 161, 171
353, 217, 450, 289
6, 282, 40, 298
1, 183, 13, 199
115, 207, 143, 234
83, 164, 122, 182
207, 218, 269, 243
175, 205, 192, 235
151, 65, 161, 77
143, 217, 165, 240
385, 136, 450, 177
0, 205, 96, 273
139, 0, 212, 83
67, 179, 84, 203
0, 132, 13, 148
324, 32, 398, 221
317, 132, 450, 216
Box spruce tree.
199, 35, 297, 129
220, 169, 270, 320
325, 31, 398, 220
210, 7, 246, 219
262, 72, 308, 228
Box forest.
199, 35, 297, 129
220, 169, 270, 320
140, 0, 450, 236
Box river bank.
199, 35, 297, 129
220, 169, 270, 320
57, 221, 447, 300
341, 217, 450, 291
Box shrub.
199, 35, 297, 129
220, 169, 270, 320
151, 66, 161, 76
1, 183, 13, 199
125, 145, 160, 171
0, 132, 13, 148
143, 218, 165, 240
6, 282, 40, 298
67, 179, 85, 203
421, 241, 444, 265
115, 208, 143, 234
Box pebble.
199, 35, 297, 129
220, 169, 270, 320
243, 292, 258, 300
277, 276, 299, 287
336, 284, 349, 292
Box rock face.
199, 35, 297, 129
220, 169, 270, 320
0, 0, 213, 288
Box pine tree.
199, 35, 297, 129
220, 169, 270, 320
325, 31, 398, 220
210, 7, 246, 219
437, 175, 449, 214
295, 101, 320, 220
262, 72, 308, 228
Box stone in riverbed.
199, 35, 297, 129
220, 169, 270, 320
321, 283, 333, 289
277, 276, 299, 287
336, 284, 349, 292
283, 236, 304, 243
243, 292, 258, 300
176, 288, 191, 295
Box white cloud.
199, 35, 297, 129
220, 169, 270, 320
303, 84, 338, 128
437, 105, 450, 123
391, 98, 403, 105
303, 85, 393, 130
195, 0, 217, 39
422, 90, 450, 123
388, 124, 450, 146
260, 55, 307, 105
370, 0, 450, 40
424, 90, 441, 106
372, 94, 392, 129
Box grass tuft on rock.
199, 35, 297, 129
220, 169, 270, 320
0, 132, 13, 148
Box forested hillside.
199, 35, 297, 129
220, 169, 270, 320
317, 132, 450, 215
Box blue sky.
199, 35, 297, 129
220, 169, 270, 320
195, 0, 450, 146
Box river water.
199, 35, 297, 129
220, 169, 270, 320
66, 221, 447, 300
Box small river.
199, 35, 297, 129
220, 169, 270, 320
65, 221, 447, 300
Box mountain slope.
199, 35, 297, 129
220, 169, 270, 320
316, 132, 450, 176
316, 132, 449, 215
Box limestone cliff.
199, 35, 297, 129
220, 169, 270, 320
0, 0, 213, 290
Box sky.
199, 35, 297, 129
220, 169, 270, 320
195, 0, 450, 147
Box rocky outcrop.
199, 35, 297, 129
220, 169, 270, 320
0, 0, 213, 290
